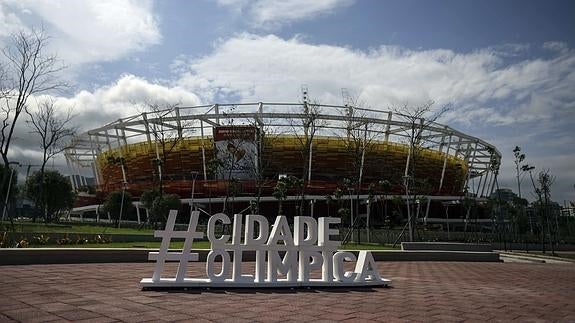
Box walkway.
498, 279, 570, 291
1, 262, 574, 322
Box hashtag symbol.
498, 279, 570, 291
149, 210, 204, 282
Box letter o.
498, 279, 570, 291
206, 249, 231, 282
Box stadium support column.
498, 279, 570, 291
481, 169, 490, 197
142, 112, 152, 147
154, 124, 162, 186
463, 141, 478, 195
384, 111, 392, 142
115, 126, 128, 184
105, 129, 112, 151
75, 148, 87, 187
438, 134, 452, 193
485, 169, 494, 198
424, 198, 431, 225
476, 173, 484, 198
214, 104, 220, 125
460, 142, 472, 193
308, 141, 313, 182
175, 107, 182, 139
65, 151, 76, 191
200, 120, 207, 180
490, 171, 498, 196
89, 134, 101, 186
489, 157, 500, 196
120, 122, 128, 147
452, 137, 463, 191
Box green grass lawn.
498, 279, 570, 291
1, 221, 153, 235
2, 220, 399, 250
506, 251, 575, 261
27, 240, 399, 250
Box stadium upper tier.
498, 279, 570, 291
66, 102, 501, 198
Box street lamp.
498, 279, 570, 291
190, 171, 199, 215
118, 181, 128, 228
2, 162, 20, 222
403, 175, 414, 242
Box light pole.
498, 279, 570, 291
403, 175, 413, 242
190, 171, 199, 215
118, 181, 127, 229
2, 162, 20, 222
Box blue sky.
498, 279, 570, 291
1, 0, 574, 203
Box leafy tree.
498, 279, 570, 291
150, 194, 181, 227
102, 190, 133, 227
141, 189, 181, 227
272, 176, 301, 216
140, 189, 160, 211
512, 146, 535, 199
25, 170, 74, 223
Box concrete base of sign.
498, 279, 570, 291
140, 278, 391, 289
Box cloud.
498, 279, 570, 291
56, 74, 202, 130
216, 0, 354, 29
175, 34, 574, 125
0, 0, 161, 64
7, 75, 201, 169
543, 41, 568, 54
0, 1, 25, 37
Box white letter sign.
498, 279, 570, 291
140, 211, 391, 288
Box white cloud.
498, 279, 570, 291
0, 1, 25, 37
543, 41, 568, 54
6, 73, 202, 176
60, 75, 201, 130
216, 0, 354, 29
0, 0, 161, 64
174, 33, 575, 127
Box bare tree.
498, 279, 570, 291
290, 100, 325, 216
1, 30, 67, 166
340, 103, 380, 241
243, 120, 281, 215
394, 101, 448, 242
27, 99, 75, 175
535, 169, 557, 255
25, 98, 75, 221
142, 101, 188, 196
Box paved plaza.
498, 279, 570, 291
1, 261, 574, 322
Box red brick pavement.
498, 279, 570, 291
1, 262, 574, 322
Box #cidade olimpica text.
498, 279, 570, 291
140, 210, 391, 288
